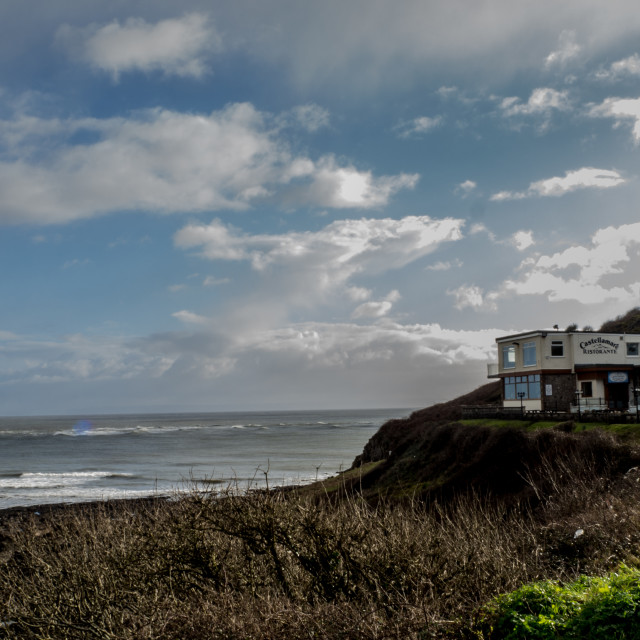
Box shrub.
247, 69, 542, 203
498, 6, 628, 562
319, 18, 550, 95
477, 565, 640, 639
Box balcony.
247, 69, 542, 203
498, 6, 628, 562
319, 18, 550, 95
487, 362, 499, 378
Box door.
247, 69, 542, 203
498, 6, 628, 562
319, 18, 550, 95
607, 383, 629, 410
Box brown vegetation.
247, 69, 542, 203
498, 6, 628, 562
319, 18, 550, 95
2, 427, 640, 639
599, 307, 640, 334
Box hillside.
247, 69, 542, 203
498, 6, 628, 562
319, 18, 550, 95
348, 307, 640, 504
599, 306, 640, 333
351, 412, 640, 505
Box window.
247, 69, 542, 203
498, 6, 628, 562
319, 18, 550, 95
503, 345, 516, 369
581, 381, 593, 398
523, 342, 536, 367
504, 374, 540, 400
627, 342, 639, 357
551, 340, 564, 357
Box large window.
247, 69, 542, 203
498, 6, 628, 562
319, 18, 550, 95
523, 341, 537, 367
505, 375, 541, 400
627, 342, 639, 357
551, 340, 564, 357
503, 345, 516, 369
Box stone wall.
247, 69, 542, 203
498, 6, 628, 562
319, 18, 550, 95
541, 373, 576, 411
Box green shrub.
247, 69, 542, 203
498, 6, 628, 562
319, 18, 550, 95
478, 565, 640, 639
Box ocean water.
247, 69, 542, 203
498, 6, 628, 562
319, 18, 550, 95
0, 409, 408, 510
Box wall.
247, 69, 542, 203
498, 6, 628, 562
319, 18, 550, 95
572, 333, 640, 366
541, 373, 576, 412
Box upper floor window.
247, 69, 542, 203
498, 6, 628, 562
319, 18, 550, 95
523, 342, 536, 367
627, 342, 639, 357
551, 340, 564, 357
503, 345, 516, 369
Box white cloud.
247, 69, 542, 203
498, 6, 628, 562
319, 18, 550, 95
448, 285, 487, 310
345, 286, 372, 302
0, 103, 417, 224
590, 96, 640, 143
511, 230, 535, 251
176, 215, 464, 274
544, 30, 581, 68
351, 290, 400, 319
500, 87, 571, 117
395, 115, 443, 138
58, 13, 219, 80
176, 215, 464, 315
491, 167, 625, 200
455, 179, 477, 196
596, 54, 640, 80
232, 321, 499, 368
287, 105, 330, 132
495, 221, 640, 305
203, 276, 230, 287
0, 332, 174, 384
426, 259, 463, 272
0, 321, 501, 412
172, 310, 208, 325
351, 300, 394, 319
610, 54, 640, 76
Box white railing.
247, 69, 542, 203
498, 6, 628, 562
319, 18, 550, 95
487, 362, 499, 377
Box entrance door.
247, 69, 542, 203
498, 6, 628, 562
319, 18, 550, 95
607, 383, 629, 410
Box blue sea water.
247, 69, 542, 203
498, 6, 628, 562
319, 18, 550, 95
0, 409, 408, 509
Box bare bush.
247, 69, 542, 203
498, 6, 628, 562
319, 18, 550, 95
2, 437, 640, 639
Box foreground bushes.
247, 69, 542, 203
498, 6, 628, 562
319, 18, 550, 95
1, 432, 640, 638
0, 490, 540, 638
479, 565, 640, 639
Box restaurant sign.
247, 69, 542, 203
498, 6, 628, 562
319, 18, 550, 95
580, 337, 620, 355
608, 372, 629, 384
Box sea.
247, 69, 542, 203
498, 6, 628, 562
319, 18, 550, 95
0, 409, 409, 510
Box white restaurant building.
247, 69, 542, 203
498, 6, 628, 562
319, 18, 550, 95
488, 330, 640, 413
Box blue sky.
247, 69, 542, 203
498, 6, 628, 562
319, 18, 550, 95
1, 1, 640, 415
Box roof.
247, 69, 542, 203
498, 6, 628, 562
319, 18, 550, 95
496, 330, 640, 343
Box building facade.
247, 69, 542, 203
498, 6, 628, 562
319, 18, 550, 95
488, 330, 640, 413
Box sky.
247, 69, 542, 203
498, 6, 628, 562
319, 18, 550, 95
1, 1, 640, 415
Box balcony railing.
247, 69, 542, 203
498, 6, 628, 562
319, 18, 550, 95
487, 362, 499, 378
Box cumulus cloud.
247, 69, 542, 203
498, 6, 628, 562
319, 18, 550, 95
590, 96, 640, 143
394, 115, 443, 138
57, 13, 219, 80
511, 230, 535, 251
351, 290, 400, 319
500, 87, 571, 117
0, 103, 417, 224
596, 54, 640, 80
448, 285, 488, 310
544, 30, 581, 68
494, 222, 640, 305
491, 167, 625, 201
455, 180, 477, 196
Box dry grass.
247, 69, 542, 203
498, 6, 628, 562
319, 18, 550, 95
2, 439, 640, 639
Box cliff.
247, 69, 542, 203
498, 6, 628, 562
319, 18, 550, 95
350, 382, 640, 505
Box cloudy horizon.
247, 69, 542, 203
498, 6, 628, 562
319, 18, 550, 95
1, 1, 640, 415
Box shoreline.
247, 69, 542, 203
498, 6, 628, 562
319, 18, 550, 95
0, 479, 314, 527
0, 495, 172, 527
